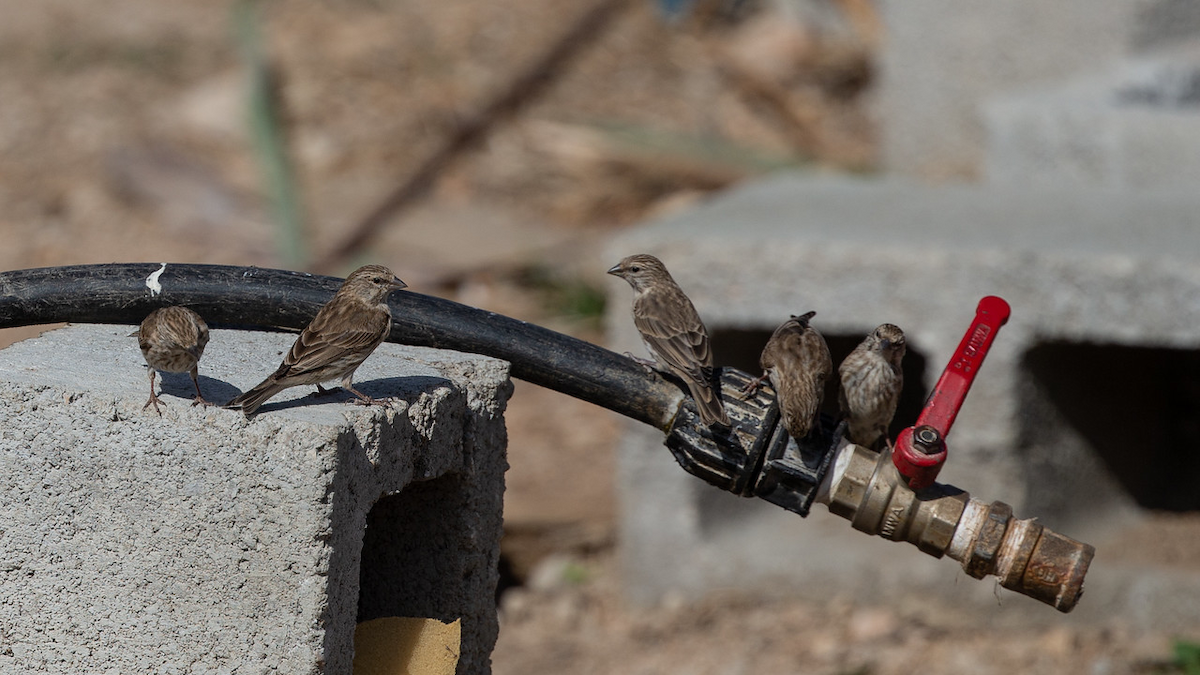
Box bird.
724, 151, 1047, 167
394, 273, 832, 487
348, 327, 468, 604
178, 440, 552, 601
608, 253, 730, 427
131, 305, 211, 415
226, 264, 407, 416
838, 323, 906, 449
743, 312, 832, 441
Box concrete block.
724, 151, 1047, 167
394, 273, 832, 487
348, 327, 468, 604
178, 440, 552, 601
875, 0, 1200, 178
984, 46, 1200, 189
0, 324, 511, 674
877, 0, 1138, 177
606, 173, 1200, 625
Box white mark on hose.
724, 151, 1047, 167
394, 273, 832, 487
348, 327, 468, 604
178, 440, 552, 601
146, 263, 167, 296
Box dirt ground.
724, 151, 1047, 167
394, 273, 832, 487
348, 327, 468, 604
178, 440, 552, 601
1, 1, 1197, 673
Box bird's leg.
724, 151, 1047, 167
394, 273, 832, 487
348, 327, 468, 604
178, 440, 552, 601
345, 386, 389, 407
189, 369, 214, 408
310, 383, 339, 398
342, 376, 389, 407
740, 372, 770, 398
873, 434, 893, 453
142, 369, 164, 416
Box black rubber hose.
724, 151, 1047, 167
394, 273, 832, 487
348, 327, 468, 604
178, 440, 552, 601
0, 263, 682, 429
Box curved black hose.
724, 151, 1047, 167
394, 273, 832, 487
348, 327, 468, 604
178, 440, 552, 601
0, 263, 681, 429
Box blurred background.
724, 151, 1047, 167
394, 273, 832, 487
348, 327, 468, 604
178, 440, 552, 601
3, 0, 1200, 672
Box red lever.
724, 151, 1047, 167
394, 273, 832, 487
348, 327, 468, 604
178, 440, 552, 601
891, 296, 1011, 489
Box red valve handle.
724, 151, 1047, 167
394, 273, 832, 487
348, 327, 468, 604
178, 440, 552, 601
892, 296, 1011, 489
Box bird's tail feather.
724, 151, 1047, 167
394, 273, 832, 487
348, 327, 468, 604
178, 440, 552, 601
776, 369, 821, 440
688, 379, 731, 428
227, 380, 284, 416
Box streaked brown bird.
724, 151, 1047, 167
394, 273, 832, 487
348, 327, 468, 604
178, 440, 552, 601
608, 254, 730, 427
131, 305, 211, 415
743, 311, 832, 441
838, 323, 906, 449
226, 264, 407, 416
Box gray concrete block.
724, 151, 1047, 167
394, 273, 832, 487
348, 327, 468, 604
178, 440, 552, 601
0, 324, 512, 674
877, 0, 1138, 177
984, 46, 1200, 189
875, 0, 1200, 178
606, 173, 1200, 625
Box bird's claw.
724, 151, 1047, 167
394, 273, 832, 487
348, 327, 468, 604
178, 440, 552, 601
142, 396, 164, 416
739, 375, 768, 400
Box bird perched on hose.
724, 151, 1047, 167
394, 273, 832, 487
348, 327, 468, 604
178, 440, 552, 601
608, 254, 730, 428
131, 305, 212, 415
838, 323, 906, 449
226, 264, 407, 416
743, 311, 832, 441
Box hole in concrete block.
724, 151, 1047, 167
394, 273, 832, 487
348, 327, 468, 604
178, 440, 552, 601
700, 328, 928, 529
358, 474, 468, 625
1021, 341, 1200, 512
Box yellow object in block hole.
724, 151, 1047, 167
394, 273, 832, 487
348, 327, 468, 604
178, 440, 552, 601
353, 617, 461, 675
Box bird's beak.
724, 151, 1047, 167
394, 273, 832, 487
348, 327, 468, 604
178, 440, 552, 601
880, 338, 892, 350
606, 264, 622, 277
390, 276, 408, 291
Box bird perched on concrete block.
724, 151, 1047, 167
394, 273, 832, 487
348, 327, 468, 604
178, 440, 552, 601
226, 264, 407, 416
608, 254, 730, 428
132, 305, 211, 415
838, 323, 906, 449
743, 311, 832, 441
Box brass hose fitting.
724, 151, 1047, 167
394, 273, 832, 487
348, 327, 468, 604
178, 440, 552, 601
822, 442, 1094, 613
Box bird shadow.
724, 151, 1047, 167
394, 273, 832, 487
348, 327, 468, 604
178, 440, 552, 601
155, 371, 242, 404
243, 375, 452, 414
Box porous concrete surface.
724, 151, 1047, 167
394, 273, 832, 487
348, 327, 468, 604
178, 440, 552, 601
984, 46, 1200, 190
0, 324, 512, 674
606, 172, 1200, 626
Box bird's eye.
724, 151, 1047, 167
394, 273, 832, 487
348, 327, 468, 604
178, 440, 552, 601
630, 266, 641, 273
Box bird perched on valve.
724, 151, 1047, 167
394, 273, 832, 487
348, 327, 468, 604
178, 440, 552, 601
132, 305, 212, 415
608, 254, 730, 428
838, 323, 906, 449
226, 264, 407, 416
743, 311, 832, 441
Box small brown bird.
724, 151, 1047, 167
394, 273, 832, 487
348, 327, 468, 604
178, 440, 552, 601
226, 264, 407, 416
838, 323, 906, 449
608, 254, 730, 427
132, 305, 211, 415
743, 311, 832, 441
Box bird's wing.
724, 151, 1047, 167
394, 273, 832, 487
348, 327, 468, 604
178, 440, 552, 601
633, 289, 712, 380
274, 304, 390, 379
772, 328, 833, 396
